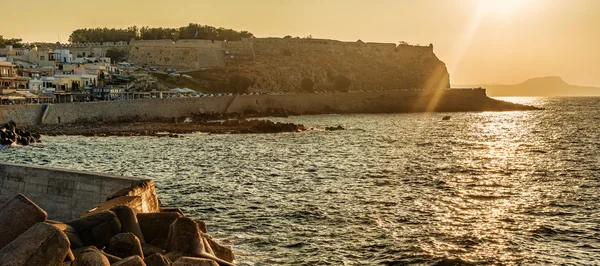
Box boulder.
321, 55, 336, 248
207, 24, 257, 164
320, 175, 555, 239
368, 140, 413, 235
166, 217, 204, 255
107, 233, 144, 259
0, 194, 48, 249
205, 237, 234, 263
0, 222, 70, 266
47, 220, 85, 249
194, 220, 208, 233
68, 211, 121, 249
101, 251, 122, 264
150, 238, 167, 250
173, 257, 218, 266
164, 252, 186, 263
112, 255, 147, 266
144, 253, 172, 266
110, 205, 146, 243
72, 251, 110, 266
137, 212, 182, 243
142, 243, 165, 257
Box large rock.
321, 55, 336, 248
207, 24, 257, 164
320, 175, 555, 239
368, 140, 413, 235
47, 220, 85, 249
72, 251, 110, 266
0, 194, 48, 249
173, 257, 218, 266
144, 253, 171, 266
137, 212, 182, 243
142, 243, 165, 257
107, 233, 144, 259
166, 217, 204, 255
194, 220, 208, 233
205, 237, 235, 263
72, 246, 121, 264
112, 255, 147, 266
110, 205, 146, 243
68, 211, 121, 249
0, 222, 70, 266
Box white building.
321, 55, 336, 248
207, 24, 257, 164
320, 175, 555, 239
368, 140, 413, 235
53, 49, 73, 63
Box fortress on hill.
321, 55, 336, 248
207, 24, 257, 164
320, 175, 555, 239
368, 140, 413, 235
58, 37, 449, 93
59, 38, 434, 69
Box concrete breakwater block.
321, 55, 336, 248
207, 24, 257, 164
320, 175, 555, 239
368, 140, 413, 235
0, 193, 48, 249
112, 255, 147, 266
47, 220, 85, 249
173, 257, 219, 266
0, 222, 70, 266
194, 219, 208, 233
205, 236, 235, 263
111, 205, 146, 243
72, 250, 110, 266
107, 232, 145, 259
137, 212, 182, 243
166, 217, 205, 255
142, 243, 166, 257
144, 253, 172, 266
68, 210, 122, 249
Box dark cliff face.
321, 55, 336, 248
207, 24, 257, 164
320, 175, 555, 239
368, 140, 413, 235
229, 47, 451, 93
158, 44, 451, 94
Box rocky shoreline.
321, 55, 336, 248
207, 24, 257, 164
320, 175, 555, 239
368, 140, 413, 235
24, 117, 308, 137
0, 190, 235, 266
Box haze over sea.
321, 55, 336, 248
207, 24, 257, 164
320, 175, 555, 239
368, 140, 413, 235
1, 97, 599, 265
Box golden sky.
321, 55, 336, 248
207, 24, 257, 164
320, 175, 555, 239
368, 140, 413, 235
2, 0, 599, 86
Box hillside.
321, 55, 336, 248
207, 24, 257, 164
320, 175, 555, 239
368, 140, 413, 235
466, 77, 600, 97
128, 38, 451, 94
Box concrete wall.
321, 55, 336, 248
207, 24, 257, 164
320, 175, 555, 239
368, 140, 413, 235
0, 89, 487, 125
0, 162, 157, 221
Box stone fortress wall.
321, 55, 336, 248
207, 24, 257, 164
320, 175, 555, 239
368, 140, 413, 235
51, 38, 434, 69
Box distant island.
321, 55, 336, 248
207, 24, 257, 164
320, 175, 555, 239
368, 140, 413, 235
460, 76, 600, 97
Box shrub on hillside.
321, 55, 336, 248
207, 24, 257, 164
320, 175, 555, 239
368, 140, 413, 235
301, 78, 315, 92
334, 75, 352, 92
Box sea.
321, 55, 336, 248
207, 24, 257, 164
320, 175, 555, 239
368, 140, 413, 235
1, 97, 599, 265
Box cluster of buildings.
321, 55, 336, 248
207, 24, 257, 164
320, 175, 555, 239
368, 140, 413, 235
0, 44, 127, 104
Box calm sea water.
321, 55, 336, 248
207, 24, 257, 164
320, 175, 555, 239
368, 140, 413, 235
1, 97, 599, 265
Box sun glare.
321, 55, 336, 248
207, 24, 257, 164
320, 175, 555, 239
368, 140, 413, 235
477, 0, 533, 15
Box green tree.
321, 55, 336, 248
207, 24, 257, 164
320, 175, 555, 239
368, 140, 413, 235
105, 48, 128, 63
0, 35, 24, 48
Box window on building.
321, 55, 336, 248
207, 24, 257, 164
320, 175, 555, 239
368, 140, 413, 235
40, 56, 45, 60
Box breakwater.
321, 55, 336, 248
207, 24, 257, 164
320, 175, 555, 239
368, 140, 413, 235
0, 89, 536, 125
0, 162, 235, 265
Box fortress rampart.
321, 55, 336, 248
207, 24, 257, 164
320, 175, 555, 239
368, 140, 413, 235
51, 38, 435, 69
0, 89, 489, 125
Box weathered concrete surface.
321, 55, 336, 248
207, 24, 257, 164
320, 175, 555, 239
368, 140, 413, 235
112, 255, 146, 266
107, 233, 144, 259
0, 162, 154, 221
72, 251, 111, 266
173, 257, 218, 266
138, 212, 183, 243
0, 222, 70, 266
110, 205, 146, 243
144, 253, 171, 266
0, 89, 522, 126
68, 210, 121, 249
0, 194, 48, 249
